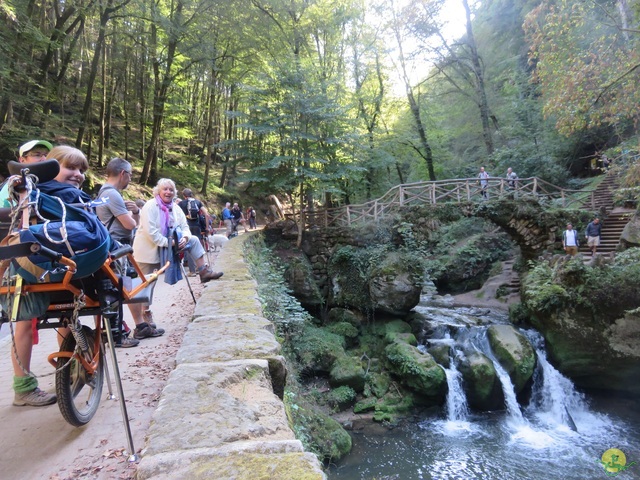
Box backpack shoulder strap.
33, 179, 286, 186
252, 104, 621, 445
97, 184, 118, 231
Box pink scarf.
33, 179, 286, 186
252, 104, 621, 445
155, 194, 174, 236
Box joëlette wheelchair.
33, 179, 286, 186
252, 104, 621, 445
0, 160, 168, 459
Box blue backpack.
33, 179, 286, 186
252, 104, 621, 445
8, 189, 111, 283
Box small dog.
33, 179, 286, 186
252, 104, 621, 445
207, 234, 229, 252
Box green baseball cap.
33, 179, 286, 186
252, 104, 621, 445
19, 140, 53, 157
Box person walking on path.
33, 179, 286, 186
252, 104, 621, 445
221, 202, 233, 238
247, 206, 257, 229
131, 179, 223, 339
478, 166, 490, 199
562, 223, 580, 256
2, 140, 57, 407
585, 217, 602, 256
178, 188, 211, 249
506, 167, 518, 190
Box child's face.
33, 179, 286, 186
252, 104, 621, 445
55, 164, 86, 189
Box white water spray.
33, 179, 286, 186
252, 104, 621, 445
444, 350, 469, 422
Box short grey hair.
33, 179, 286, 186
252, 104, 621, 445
106, 157, 131, 177
152, 178, 176, 197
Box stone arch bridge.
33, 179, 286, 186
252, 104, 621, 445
298, 177, 597, 260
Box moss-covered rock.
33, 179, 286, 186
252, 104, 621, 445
458, 350, 503, 410
327, 246, 373, 311
293, 324, 346, 373
367, 372, 391, 398
369, 251, 423, 315
324, 386, 357, 411
329, 356, 366, 392
287, 395, 352, 462
353, 397, 378, 413
487, 324, 536, 393
372, 391, 417, 423
326, 321, 360, 348
384, 341, 446, 401
521, 251, 640, 394
427, 344, 451, 369
327, 307, 365, 327
284, 253, 323, 307
384, 320, 412, 335
385, 332, 418, 346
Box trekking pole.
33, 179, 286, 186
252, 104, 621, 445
179, 261, 197, 304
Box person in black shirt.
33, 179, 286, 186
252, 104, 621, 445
178, 188, 211, 249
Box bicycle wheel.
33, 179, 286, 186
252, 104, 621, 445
56, 325, 104, 427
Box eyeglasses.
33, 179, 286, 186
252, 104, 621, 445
122, 170, 132, 176
26, 152, 48, 158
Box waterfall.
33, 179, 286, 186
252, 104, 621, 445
475, 332, 525, 423
444, 350, 468, 421
525, 330, 587, 431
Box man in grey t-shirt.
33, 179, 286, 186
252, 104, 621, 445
96, 157, 140, 245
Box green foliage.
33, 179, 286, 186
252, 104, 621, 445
522, 249, 640, 320
293, 324, 346, 373
284, 390, 352, 462
323, 386, 357, 411
525, 0, 640, 135
245, 236, 313, 338
521, 261, 571, 313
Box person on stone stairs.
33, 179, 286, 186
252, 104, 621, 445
585, 217, 602, 256
562, 223, 579, 256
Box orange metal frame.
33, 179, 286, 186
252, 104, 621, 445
1, 252, 169, 375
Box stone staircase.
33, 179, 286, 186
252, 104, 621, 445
578, 174, 633, 258
502, 260, 521, 295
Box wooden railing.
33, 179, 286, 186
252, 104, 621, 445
295, 177, 595, 228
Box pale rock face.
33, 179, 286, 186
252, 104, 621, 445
620, 213, 640, 248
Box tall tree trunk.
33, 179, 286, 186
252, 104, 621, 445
462, 0, 494, 155
76, 3, 110, 149
98, 38, 107, 167
201, 67, 219, 196
140, 0, 183, 185
406, 89, 436, 180
391, 0, 436, 181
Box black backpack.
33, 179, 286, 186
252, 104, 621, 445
186, 198, 199, 220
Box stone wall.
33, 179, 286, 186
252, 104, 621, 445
136, 233, 326, 480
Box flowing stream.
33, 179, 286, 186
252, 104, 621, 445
328, 299, 640, 480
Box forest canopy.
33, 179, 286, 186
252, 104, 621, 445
0, 0, 638, 206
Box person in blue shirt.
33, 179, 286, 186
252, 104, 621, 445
585, 217, 602, 255
221, 202, 233, 238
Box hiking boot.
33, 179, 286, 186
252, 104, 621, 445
116, 336, 140, 348
133, 322, 165, 339
13, 387, 57, 407
199, 268, 223, 283
142, 311, 160, 330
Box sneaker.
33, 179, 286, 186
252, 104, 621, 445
199, 268, 223, 283
116, 336, 140, 348
13, 387, 57, 407
133, 322, 165, 339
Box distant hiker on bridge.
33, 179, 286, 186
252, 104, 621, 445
478, 166, 490, 198
506, 167, 518, 190
562, 223, 579, 256
585, 217, 602, 255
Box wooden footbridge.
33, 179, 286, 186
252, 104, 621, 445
302, 177, 595, 228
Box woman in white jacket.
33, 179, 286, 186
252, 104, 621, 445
130, 178, 223, 337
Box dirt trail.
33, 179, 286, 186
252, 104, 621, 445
0, 260, 213, 480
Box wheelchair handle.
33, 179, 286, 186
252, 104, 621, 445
110, 245, 133, 260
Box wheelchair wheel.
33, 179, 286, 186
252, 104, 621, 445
56, 325, 104, 427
